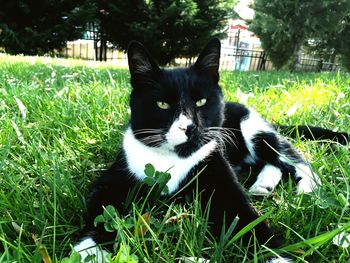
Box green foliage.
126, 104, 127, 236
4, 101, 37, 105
143, 163, 171, 196
60, 250, 82, 263
61, 245, 139, 263
111, 244, 139, 263
0, 55, 349, 261
309, 13, 350, 71
0, 0, 94, 55
250, 0, 350, 70
94, 205, 121, 233
97, 0, 235, 65
0, 1, 235, 64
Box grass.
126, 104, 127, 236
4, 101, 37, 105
0, 53, 349, 262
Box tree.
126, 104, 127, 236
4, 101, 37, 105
0, 0, 94, 55
306, 13, 350, 70
97, 0, 234, 65
250, 0, 350, 70
335, 15, 350, 70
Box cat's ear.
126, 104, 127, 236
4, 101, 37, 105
127, 41, 161, 87
194, 38, 221, 82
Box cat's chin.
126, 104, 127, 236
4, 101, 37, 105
174, 141, 202, 158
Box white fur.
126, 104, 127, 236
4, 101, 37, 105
249, 164, 283, 196
294, 162, 321, 193
73, 237, 109, 263
166, 114, 193, 147
266, 257, 293, 263
240, 109, 274, 160
177, 255, 291, 263
123, 127, 217, 194
180, 257, 210, 263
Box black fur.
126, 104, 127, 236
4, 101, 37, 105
76, 39, 349, 259
221, 102, 304, 182
277, 125, 349, 145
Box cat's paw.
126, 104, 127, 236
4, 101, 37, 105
295, 163, 321, 194
179, 257, 209, 263
297, 176, 320, 194
74, 237, 109, 263
266, 257, 292, 263
249, 183, 274, 196
248, 164, 282, 196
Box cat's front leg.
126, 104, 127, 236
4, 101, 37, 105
73, 237, 109, 263
239, 110, 285, 195
293, 162, 321, 194
248, 161, 320, 195
198, 156, 283, 249
240, 109, 320, 195
74, 160, 137, 262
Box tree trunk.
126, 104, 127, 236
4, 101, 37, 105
289, 38, 304, 71
329, 50, 336, 71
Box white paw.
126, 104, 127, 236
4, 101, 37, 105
249, 183, 274, 196
266, 257, 293, 263
249, 164, 282, 196
295, 163, 321, 194
74, 237, 109, 263
179, 257, 210, 263
297, 176, 320, 194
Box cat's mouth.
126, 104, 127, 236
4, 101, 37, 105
132, 126, 203, 156
133, 126, 235, 158
174, 140, 202, 157
174, 127, 236, 157
132, 128, 167, 148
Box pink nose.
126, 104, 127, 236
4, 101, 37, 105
179, 124, 197, 137
179, 125, 187, 132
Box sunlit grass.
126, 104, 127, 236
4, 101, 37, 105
0, 55, 349, 262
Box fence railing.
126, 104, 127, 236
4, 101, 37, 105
173, 47, 274, 71
54, 40, 343, 72
298, 57, 342, 72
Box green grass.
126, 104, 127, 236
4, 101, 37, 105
0, 54, 349, 262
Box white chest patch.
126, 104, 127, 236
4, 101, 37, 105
123, 127, 217, 194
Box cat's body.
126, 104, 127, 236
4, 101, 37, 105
74, 39, 349, 262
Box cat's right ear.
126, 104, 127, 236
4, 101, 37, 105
127, 41, 161, 88
193, 38, 221, 82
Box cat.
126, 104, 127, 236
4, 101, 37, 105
73, 38, 349, 262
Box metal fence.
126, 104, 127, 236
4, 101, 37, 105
56, 40, 127, 63
298, 57, 342, 72
225, 49, 343, 72
54, 25, 343, 72
55, 41, 343, 72
55, 40, 342, 72
173, 47, 273, 71
221, 47, 274, 71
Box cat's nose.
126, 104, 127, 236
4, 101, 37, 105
185, 124, 197, 137
179, 123, 195, 132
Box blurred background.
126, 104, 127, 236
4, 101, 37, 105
0, 0, 349, 71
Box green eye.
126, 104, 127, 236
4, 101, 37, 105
157, 101, 171, 110
196, 98, 207, 107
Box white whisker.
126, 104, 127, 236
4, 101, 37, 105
204, 127, 238, 149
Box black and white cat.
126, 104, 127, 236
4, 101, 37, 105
74, 39, 349, 262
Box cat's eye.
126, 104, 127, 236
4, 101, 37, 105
196, 98, 207, 107
157, 101, 171, 110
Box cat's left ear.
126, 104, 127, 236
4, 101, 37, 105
127, 41, 161, 87
194, 38, 221, 82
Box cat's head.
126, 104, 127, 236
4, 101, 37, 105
127, 39, 225, 157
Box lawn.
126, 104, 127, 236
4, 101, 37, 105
0, 54, 349, 262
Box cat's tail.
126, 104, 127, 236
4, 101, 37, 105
276, 125, 349, 145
